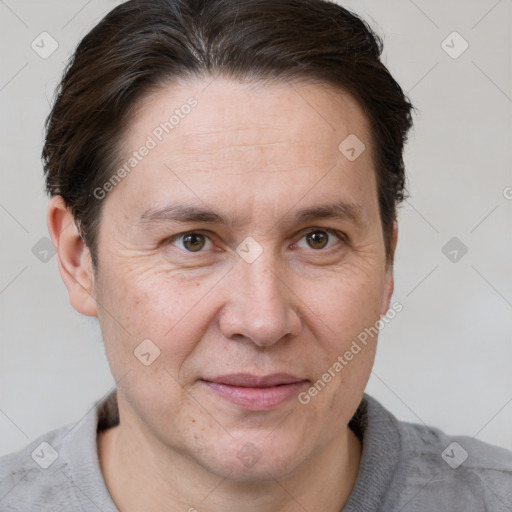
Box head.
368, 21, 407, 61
45, 0, 412, 482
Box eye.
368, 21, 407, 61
169, 232, 214, 253
166, 228, 345, 255
294, 229, 344, 251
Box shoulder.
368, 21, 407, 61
0, 396, 118, 512
384, 412, 512, 510
0, 423, 81, 511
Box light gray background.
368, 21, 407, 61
1, 0, 511, 457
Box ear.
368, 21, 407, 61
379, 220, 398, 317
47, 196, 98, 317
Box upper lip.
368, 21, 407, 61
203, 373, 307, 388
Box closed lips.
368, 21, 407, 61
202, 373, 308, 387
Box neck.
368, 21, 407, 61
98, 413, 361, 512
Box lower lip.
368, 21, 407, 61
201, 380, 308, 411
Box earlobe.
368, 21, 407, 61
47, 196, 98, 317
380, 220, 398, 317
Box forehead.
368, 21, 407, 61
127, 77, 371, 156
110, 76, 377, 226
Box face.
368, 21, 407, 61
88, 77, 396, 481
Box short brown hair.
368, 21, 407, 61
43, 0, 413, 266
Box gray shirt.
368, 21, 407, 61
1, 391, 511, 511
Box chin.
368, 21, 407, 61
194, 438, 307, 484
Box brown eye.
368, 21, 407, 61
295, 229, 343, 251
306, 231, 329, 249
182, 233, 205, 252
171, 232, 212, 252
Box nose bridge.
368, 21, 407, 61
219, 254, 301, 346
244, 258, 284, 309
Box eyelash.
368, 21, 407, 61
166, 228, 347, 254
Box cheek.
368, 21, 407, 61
94, 262, 222, 431
296, 275, 381, 437
94, 260, 221, 379
298, 264, 385, 399
305, 265, 385, 343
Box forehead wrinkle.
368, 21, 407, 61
159, 139, 338, 178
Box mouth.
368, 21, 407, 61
200, 373, 309, 411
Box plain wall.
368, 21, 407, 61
1, 0, 511, 456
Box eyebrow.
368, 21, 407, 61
137, 200, 365, 230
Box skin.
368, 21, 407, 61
48, 76, 398, 512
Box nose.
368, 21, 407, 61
218, 258, 302, 347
